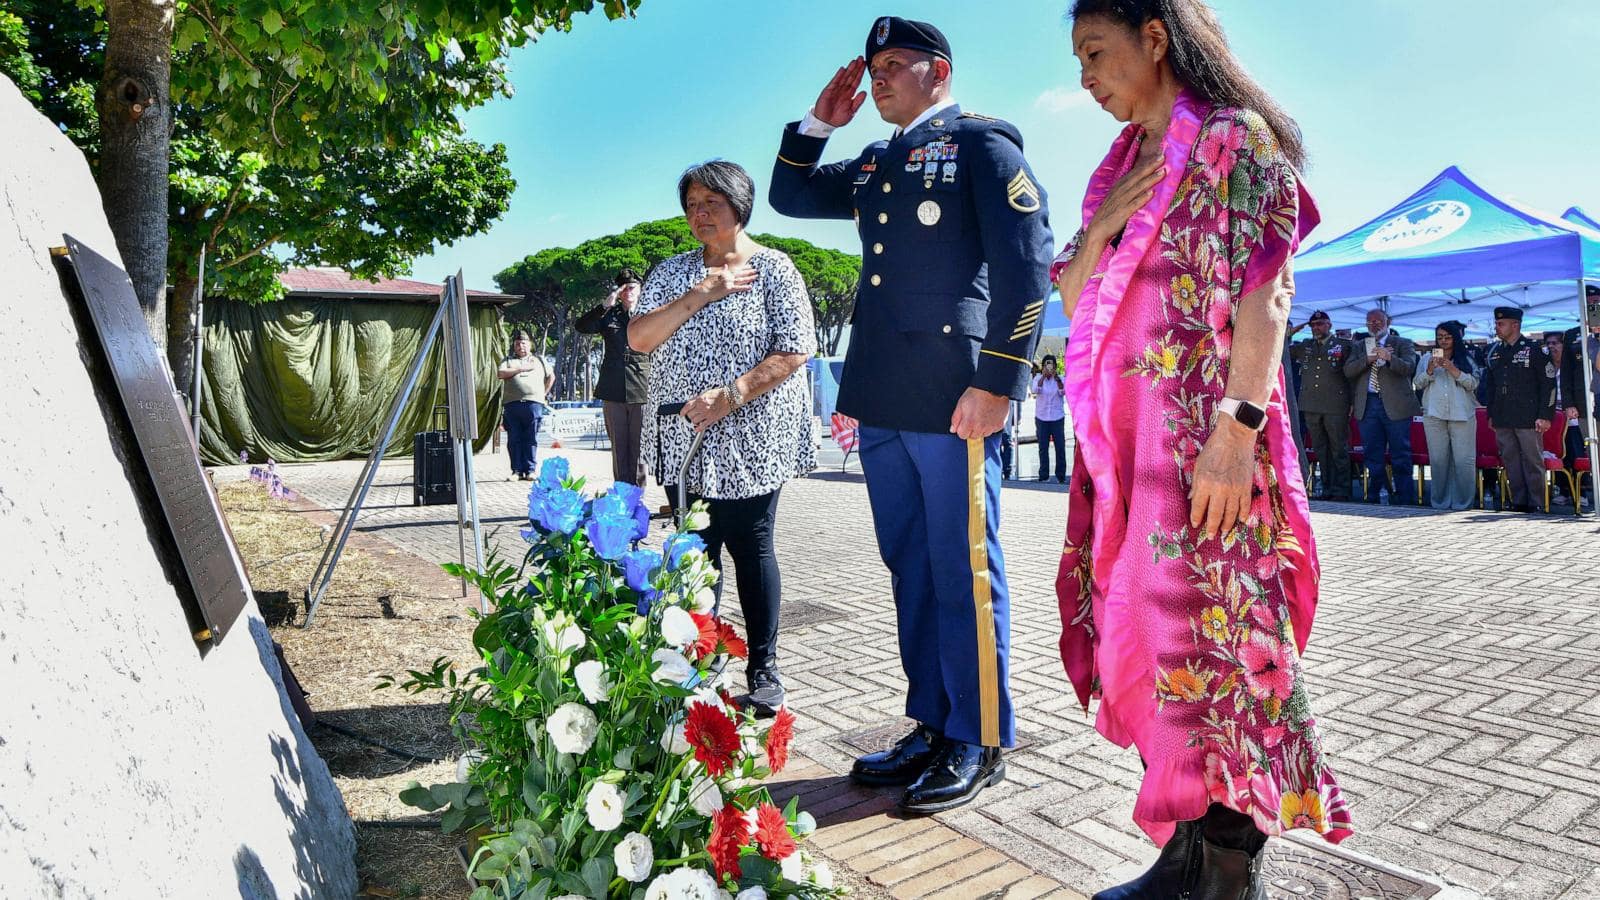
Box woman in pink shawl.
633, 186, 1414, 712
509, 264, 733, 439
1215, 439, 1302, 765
1051, 2, 1352, 898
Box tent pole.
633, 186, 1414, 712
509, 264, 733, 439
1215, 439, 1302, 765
1579, 278, 1598, 515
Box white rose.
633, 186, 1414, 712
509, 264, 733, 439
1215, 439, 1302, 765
688, 772, 724, 815
671, 868, 722, 900
553, 895, 587, 900
660, 605, 699, 648
543, 618, 588, 654
585, 780, 625, 832
779, 852, 804, 882
614, 831, 654, 883
691, 585, 718, 614
546, 702, 599, 755
809, 861, 833, 889
454, 750, 483, 782
682, 504, 711, 532
735, 889, 769, 900
660, 718, 689, 755
652, 648, 694, 684
574, 660, 611, 704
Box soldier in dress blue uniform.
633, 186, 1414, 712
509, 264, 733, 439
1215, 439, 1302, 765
769, 16, 1053, 814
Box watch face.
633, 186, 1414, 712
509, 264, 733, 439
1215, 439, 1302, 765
1235, 402, 1266, 430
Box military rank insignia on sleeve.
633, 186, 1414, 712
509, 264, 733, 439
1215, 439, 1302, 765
1007, 169, 1041, 213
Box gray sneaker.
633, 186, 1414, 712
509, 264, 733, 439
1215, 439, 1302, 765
746, 665, 785, 718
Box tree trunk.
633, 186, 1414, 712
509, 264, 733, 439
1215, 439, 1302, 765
98, 0, 175, 353
169, 265, 200, 405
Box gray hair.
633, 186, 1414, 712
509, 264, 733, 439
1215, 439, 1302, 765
1366, 308, 1390, 323
678, 160, 755, 227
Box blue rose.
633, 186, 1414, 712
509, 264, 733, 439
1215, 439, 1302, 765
630, 503, 651, 541
538, 457, 570, 490
621, 548, 662, 593
535, 486, 584, 535
663, 532, 706, 569
585, 511, 633, 561
611, 481, 645, 514
591, 490, 630, 522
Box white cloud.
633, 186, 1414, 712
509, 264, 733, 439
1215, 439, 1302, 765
1034, 86, 1093, 114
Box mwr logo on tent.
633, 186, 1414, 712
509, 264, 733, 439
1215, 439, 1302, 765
1362, 200, 1471, 253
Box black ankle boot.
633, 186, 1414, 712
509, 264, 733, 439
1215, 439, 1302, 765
1189, 837, 1265, 900
1090, 820, 1200, 900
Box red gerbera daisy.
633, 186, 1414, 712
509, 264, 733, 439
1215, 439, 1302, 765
689, 611, 720, 660
765, 706, 796, 774
753, 802, 797, 861
708, 803, 749, 880
716, 619, 748, 659
685, 699, 740, 777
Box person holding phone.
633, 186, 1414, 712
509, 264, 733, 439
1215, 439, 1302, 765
576, 269, 650, 486
1030, 355, 1067, 483
1413, 321, 1478, 510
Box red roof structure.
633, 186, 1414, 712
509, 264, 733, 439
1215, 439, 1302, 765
278, 267, 519, 304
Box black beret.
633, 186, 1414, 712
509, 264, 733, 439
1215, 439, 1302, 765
867, 16, 951, 64
1308, 310, 1330, 322
1493, 306, 1524, 321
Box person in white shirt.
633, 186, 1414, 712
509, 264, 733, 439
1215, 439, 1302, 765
1030, 355, 1067, 483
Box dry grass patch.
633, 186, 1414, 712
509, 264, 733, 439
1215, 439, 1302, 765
218, 480, 475, 899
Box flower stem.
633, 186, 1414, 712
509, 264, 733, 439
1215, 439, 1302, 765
640, 752, 693, 836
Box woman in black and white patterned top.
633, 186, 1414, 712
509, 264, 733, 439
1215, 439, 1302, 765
629, 160, 817, 715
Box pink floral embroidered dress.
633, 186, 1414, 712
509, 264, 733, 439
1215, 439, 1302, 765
1053, 89, 1352, 846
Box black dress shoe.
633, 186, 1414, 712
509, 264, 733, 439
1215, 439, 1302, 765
1091, 820, 1200, 899
850, 723, 943, 786
899, 740, 1004, 814
1189, 837, 1265, 900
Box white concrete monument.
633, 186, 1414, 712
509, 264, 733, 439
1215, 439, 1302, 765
0, 74, 356, 896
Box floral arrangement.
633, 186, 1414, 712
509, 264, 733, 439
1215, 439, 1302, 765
390, 458, 841, 900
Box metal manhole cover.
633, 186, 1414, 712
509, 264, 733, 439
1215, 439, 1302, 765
1263, 840, 1439, 899
839, 717, 1038, 754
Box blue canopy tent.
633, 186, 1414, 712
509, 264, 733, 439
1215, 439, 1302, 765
1291, 166, 1599, 508
1291, 166, 1600, 337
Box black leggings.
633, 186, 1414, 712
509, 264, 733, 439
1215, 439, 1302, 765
668, 486, 784, 670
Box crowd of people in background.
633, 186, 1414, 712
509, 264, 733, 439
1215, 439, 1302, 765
1287, 300, 1599, 512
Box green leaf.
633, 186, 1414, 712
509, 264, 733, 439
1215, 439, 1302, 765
433, 782, 470, 809
581, 857, 615, 898
440, 805, 467, 832
559, 806, 584, 844
469, 887, 495, 900
398, 781, 445, 812
554, 872, 590, 897
261, 9, 283, 35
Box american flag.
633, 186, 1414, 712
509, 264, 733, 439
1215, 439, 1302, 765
830, 413, 860, 452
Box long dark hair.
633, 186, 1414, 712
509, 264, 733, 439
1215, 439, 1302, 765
1435, 320, 1473, 374
1068, 0, 1306, 170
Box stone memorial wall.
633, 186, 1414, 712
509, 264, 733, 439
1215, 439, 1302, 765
0, 75, 356, 897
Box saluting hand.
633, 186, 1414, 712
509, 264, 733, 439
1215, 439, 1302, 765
814, 57, 868, 127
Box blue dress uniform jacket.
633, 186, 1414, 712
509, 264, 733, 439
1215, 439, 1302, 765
769, 106, 1055, 434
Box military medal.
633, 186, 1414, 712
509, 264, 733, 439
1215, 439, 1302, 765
942, 162, 957, 183
917, 200, 942, 226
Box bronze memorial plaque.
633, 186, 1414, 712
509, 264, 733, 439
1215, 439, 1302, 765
59, 234, 251, 645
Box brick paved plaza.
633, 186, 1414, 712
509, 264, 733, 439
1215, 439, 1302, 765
235, 444, 1600, 900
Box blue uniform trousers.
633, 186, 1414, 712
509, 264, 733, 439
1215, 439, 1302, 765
858, 426, 1015, 748
503, 400, 542, 477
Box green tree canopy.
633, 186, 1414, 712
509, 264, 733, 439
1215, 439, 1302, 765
4, 0, 535, 381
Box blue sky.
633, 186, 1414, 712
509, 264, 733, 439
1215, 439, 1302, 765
409, 1, 1600, 292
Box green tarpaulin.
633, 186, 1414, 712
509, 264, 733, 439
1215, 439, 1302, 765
196, 298, 507, 465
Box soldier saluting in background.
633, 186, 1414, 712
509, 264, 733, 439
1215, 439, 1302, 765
769, 16, 1054, 814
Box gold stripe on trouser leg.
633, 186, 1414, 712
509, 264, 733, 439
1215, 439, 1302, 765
966, 437, 1001, 747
